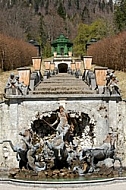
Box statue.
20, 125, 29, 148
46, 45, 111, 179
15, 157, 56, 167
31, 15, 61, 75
26, 142, 46, 172
103, 70, 120, 95
108, 75, 120, 95
50, 105, 70, 137
79, 133, 122, 173
0, 109, 123, 179
4, 73, 16, 94
15, 75, 26, 95
2, 129, 32, 169
46, 134, 69, 169
2, 129, 46, 171
4, 73, 28, 95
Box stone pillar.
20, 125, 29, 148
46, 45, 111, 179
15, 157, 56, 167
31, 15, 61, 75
94, 67, 108, 94
53, 52, 57, 57
108, 100, 117, 132
83, 56, 92, 70
0, 100, 19, 169
64, 45, 68, 55
17, 67, 31, 86
122, 102, 126, 166
32, 57, 41, 71
0, 105, 3, 167
94, 67, 107, 86
75, 59, 81, 70
57, 45, 60, 55
68, 51, 72, 57
71, 63, 75, 71
44, 61, 50, 70
50, 63, 55, 75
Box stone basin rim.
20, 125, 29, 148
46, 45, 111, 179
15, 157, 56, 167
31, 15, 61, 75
0, 177, 126, 187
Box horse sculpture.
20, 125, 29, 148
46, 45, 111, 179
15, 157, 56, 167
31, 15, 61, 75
2, 129, 32, 169
2, 129, 46, 171
80, 133, 122, 173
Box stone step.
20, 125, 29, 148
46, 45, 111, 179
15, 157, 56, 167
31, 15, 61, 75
42, 79, 83, 82
36, 81, 88, 87
38, 82, 85, 86
36, 86, 89, 91
43, 74, 81, 80
36, 83, 90, 91
43, 79, 83, 84
34, 73, 94, 95
30, 89, 95, 95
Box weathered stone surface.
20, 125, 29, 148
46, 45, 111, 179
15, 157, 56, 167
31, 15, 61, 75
0, 73, 126, 170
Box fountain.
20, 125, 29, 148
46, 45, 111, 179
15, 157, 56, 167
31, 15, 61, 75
0, 107, 123, 181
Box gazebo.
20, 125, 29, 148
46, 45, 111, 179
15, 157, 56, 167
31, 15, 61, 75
51, 34, 73, 56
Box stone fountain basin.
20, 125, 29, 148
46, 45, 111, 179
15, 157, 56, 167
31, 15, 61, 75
1, 166, 124, 181
0, 167, 126, 190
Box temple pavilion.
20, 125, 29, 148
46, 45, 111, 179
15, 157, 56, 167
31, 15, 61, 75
51, 34, 73, 56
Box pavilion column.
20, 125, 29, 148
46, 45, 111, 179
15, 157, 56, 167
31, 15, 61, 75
64, 45, 68, 55
57, 44, 60, 55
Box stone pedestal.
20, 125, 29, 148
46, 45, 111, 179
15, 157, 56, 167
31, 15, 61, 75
44, 61, 51, 70
32, 57, 41, 71
75, 59, 81, 70
17, 67, 31, 86
71, 63, 75, 72
83, 56, 92, 70
94, 67, 108, 94
50, 63, 55, 70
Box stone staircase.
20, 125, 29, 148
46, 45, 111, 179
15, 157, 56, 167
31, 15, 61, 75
30, 73, 96, 95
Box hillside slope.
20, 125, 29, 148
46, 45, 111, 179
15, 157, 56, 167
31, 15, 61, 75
0, 0, 114, 41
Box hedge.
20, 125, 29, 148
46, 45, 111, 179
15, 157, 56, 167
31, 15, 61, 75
87, 31, 126, 72
0, 34, 37, 71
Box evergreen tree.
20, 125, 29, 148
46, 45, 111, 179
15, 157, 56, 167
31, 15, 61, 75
73, 23, 90, 56
33, 0, 40, 13
89, 19, 107, 39
68, 0, 71, 9
76, 0, 79, 9
114, 0, 126, 31
43, 41, 52, 58
57, 1, 66, 19
108, 0, 114, 12
73, 19, 108, 56
81, 6, 90, 21
38, 15, 47, 56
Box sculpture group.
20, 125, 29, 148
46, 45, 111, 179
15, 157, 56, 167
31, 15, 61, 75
103, 69, 120, 95
0, 106, 122, 177
4, 73, 28, 95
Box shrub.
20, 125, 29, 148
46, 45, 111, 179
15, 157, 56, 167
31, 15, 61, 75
87, 31, 126, 71
0, 34, 37, 71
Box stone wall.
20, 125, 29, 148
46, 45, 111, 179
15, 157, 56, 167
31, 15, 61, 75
0, 96, 126, 169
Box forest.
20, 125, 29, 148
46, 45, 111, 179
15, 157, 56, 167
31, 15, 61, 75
0, 0, 114, 56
